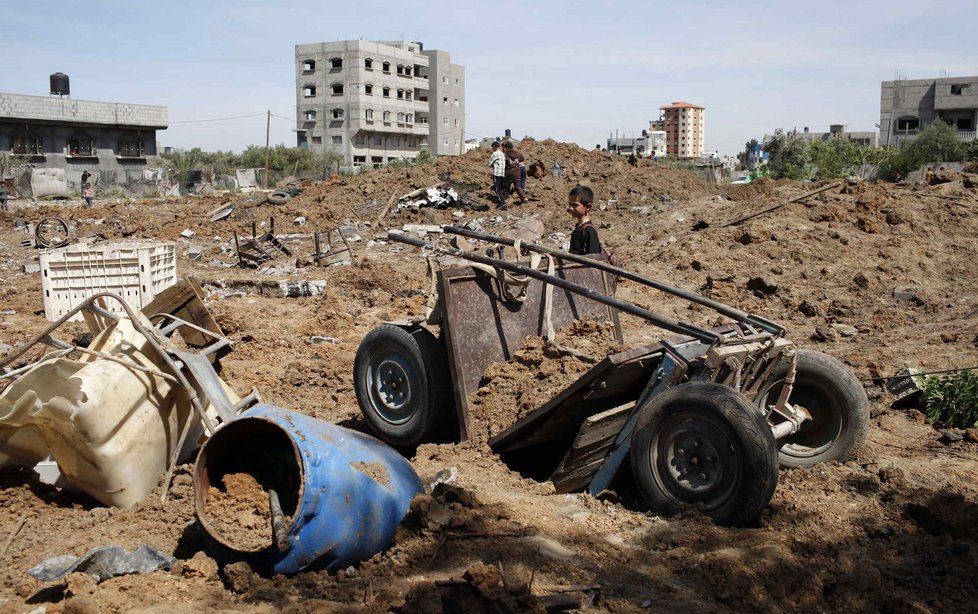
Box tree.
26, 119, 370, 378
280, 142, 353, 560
317, 150, 344, 179
414, 148, 436, 165
738, 139, 759, 171
763, 130, 810, 180
964, 139, 978, 162
878, 121, 966, 181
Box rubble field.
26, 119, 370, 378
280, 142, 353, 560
1, 140, 977, 612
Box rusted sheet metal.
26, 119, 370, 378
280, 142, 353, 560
438, 260, 622, 442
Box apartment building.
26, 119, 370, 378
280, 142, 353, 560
794, 124, 879, 148
655, 101, 705, 159
294, 40, 464, 170
880, 76, 978, 148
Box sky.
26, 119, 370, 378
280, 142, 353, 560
3, 0, 976, 156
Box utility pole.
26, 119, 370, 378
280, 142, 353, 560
263, 110, 271, 189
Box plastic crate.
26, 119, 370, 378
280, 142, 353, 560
40, 241, 178, 321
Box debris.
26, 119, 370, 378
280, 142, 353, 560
887, 368, 925, 408
193, 404, 423, 573
1, 310, 15, 316
208, 202, 235, 222
23, 262, 40, 274
403, 224, 443, 235
312, 228, 353, 267
551, 161, 566, 177
429, 466, 459, 491
27, 544, 175, 582
34, 216, 71, 249
724, 181, 841, 227
523, 535, 577, 559
939, 429, 964, 444
746, 277, 778, 296
233, 218, 293, 268
187, 244, 203, 261
395, 185, 459, 212
310, 335, 338, 344
203, 278, 327, 298
293, 216, 307, 225
180, 229, 196, 239
830, 323, 859, 337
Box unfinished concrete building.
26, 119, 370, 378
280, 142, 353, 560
880, 76, 978, 148
794, 125, 879, 148
656, 102, 705, 159
294, 40, 465, 170
0, 84, 167, 188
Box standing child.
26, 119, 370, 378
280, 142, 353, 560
0, 185, 9, 212
83, 183, 94, 208
567, 185, 601, 255
487, 141, 507, 209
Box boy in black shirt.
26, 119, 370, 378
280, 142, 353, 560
567, 185, 601, 255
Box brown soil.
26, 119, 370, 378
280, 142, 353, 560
1, 143, 978, 612
205, 473, 273, 553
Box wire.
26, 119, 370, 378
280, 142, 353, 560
170, 113, 267, 124
859, 365, 978, 383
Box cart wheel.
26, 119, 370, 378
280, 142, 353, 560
630, 382, 778, 527
353, 324, 453, 447
756, 349, 869, 468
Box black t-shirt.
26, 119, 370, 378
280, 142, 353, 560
570, 221, 601, 255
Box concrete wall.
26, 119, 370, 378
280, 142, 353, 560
0, 93, 167, 128
424, 49, 465, 156
880, 77, 978, 148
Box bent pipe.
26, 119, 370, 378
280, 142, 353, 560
442, 225, 785, 337
193, 405, 423, 574
389, 231, 724, 346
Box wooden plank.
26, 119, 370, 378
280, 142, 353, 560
141, 277, 223, 352
552, 457, 608, 493
550, 403, 633, 489
569, 403, 634, 449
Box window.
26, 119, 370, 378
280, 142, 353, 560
12, 136, 42, 155
896, 117, 920, 131
404, 66, 412, 77
442, 76, 448, 84
303, 85, 316, 97
392, 137, 400, 147
951, 84, 969, 95
442, 97, 448, 105
330, 57, 342, 69
443, 117, 448, 125
353, 155, 366, 165
67, 136, 95, 156
443, 138, 449, 145
365, 58, 373, 70
454, 78, 459, 86
454, 138, 458, 146
355, 134, 365, 145
397, 112, 405, 124
420, 138, 427, 147
312, 136, 322, 145
371, 156, 383, 168
331, 83, 344, 95
397, 89, 404, 100
383, 110, 391, 123
453, 118, 459, 127
365, 108, 374, 120
304, 110, 317, 121
405, 91, 412, 101
332, 136, 342, 145
383, 86, 390, 98
118, 139, 145, 157
365, 84, 373, 95
302, 59, 315, 71
382, 61, 391, 73
396, 64, 404, 75
332, 108, 344, 119
406, 113, 413, 124
453, 98, 459, 107
408, 138, 416, 147
373, 137, 382, 146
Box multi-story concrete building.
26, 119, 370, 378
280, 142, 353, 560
657, 101, 705, 159
0, 90, 167, 186
294, 40, 464, 170
880, 76, 978, 148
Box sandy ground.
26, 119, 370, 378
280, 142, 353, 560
0, 142, 977, 612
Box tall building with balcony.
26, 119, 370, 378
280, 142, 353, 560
656, 101, 705, 159
294, 40, 464, 170
880, 76, 978, 148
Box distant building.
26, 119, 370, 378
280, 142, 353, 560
294, 40, 464, 171
793, 125, 879, 148
0, 89, 167, 187
880, 76, 978, 148
658, 101, 705, 159
606, 127, 665, 157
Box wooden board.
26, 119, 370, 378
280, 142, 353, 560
141, 276, 225, 353
551, 402, 634, 493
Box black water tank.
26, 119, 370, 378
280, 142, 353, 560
50, 72, 70, 96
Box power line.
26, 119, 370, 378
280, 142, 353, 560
170, 113, 267, 124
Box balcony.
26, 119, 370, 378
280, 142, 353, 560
891, 129, 976, 147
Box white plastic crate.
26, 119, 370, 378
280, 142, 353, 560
40, 241, 178, 321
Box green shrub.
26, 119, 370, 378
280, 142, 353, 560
922, 369, 978, 428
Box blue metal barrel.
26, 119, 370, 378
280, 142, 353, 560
193, 404, 423, 573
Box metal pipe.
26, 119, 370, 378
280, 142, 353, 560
442, 225, 785, 336
389, 232, 724, 345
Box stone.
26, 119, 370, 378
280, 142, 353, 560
939, 429, 964, 444
187, 245, 203, 261
798, 300, 819, 317
179, 229, 195, 239
0, 342, 12, 355
179, 551, 218, 580
221, 561, 258, 594
23, 262, 41, 274
310, 335, 338, 344
830, 323, 859, 337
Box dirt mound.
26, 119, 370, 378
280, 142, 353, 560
205, 473, 273, 552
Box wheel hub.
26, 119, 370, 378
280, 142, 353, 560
652, 412, 739, 507
369, 358, 415, 424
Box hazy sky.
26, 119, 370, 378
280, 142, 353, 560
3, 0, 975, 155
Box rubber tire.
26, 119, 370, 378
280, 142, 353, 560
267, 191, 291, 205
630, 382, 778, 527
756, 349, 870, 468
353, 324, 453, 447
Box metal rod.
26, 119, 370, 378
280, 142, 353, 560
389, 232, 723, 345
442, 225, 784, 336
268, 489, 290, 552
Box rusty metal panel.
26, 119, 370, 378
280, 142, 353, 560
438, 260, 621, 442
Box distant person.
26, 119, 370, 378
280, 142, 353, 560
488, 141, 507, 209
0, 186, 8, 212
627, 152, 638, 167
81, 170, 91, 185
503, 141, 527, 205
567, 185, 601, 255
83, 183, 94, 208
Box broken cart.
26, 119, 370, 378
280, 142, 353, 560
352, 227, 870, 526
